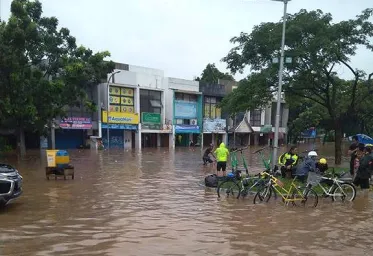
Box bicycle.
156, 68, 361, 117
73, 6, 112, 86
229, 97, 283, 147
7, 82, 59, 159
217, 147, 268, 199
306, 170, 356, 202
252, 146, 274, 172
253, 171, 318, 207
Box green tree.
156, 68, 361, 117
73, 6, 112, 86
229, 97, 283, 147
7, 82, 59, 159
219, 71, 276, 115
0, 0, 114, 156
195, 63, 234, 83
222, 8, 373, 164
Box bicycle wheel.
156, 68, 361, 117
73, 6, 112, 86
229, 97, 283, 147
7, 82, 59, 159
292, 187, 318, 208
253, 185, 273, 204
331, 182, 356, 202
217, 179, 241, 199
241, 178, 265, 198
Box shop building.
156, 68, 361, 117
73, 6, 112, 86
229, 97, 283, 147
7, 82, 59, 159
97, 64, 140, 149
50, 86, 98, 149
97, 63, 172, 149
199, 82, 228, 147
165, 78, 203, 147
134, 65, 172, 148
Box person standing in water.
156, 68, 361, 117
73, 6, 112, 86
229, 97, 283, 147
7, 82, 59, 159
214, 142, 229, 177
348, 135, 359, 176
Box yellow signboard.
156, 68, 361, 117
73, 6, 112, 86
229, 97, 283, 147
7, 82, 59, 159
102, 111, 139, 124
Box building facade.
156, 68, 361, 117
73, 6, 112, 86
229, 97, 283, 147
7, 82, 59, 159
199, 82, 228, 147
96, 63, 173, 149
165, 78, 203, 147
51, 86, 98, 149
98, 64, 140, 149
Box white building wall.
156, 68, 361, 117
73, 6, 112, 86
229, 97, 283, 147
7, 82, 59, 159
167, 77, 199, 92
163, 78, 173, 126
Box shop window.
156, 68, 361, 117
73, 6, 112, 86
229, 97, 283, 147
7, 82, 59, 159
250, 109, 262, 126
140, 89, 162, 114
204, 96, 222, 119
175, 92, 197, 102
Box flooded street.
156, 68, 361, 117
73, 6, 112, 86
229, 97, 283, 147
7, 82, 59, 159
1, 144, 373, 256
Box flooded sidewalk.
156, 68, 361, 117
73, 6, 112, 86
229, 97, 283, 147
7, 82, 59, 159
0, 146, 373, 256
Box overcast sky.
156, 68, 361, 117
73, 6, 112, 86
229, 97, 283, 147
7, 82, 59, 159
1, 0, 372, 81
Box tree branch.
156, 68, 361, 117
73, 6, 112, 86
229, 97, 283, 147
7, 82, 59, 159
286, 88, 328, 107
338, 58, 360, 109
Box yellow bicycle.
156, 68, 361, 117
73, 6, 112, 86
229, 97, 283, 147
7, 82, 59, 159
253, 171, 318, 207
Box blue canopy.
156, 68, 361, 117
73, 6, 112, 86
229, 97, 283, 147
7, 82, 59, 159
353, 134, 373, 145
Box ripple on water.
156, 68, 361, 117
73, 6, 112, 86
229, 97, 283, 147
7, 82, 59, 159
1, 147, 373, 255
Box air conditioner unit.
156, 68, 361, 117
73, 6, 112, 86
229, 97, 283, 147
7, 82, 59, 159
190, 119, 197, 125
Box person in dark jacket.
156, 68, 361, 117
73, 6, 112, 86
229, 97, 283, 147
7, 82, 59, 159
202, 144, 215, 165
353, 146, 373, 190
348, 135, 359, 175
295, 151, 318, 183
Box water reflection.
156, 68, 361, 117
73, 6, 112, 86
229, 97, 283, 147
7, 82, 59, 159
0, 143, 372, 255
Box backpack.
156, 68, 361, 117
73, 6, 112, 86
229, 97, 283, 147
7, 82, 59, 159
205, 174, 218, 187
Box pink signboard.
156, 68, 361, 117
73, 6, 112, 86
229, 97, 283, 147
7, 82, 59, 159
60, 117, 92, 129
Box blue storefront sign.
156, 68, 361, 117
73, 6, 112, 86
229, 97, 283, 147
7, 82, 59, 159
175, 125, 200, 134
174, 100, 197, 119
102, 124, 137, 130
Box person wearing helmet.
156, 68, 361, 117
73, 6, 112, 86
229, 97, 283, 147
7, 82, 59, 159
316, 158, 328, 174
295, 150, 318, 183
214, 142, 230, 177
278, 146, 299, 179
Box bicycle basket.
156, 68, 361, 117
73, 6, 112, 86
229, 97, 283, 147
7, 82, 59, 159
307, 172, 323, 186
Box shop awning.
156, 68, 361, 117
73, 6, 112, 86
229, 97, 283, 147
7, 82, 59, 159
260, 125, 272, 133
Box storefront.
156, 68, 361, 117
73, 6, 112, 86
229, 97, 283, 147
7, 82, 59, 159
174, 125, 200, 146
173, 94, 202, 147
101, 111, 139, 149
141, 112, 172, 147
55, 117, 93, 149
202, 118, 227, 147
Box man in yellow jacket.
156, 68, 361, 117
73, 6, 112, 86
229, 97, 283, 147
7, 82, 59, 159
214, 142, 230, 177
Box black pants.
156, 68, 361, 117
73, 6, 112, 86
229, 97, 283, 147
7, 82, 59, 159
281, 166, 296, 178
217, 162, 227, 172
350, 156, 356, 175
353, 176, 370, 189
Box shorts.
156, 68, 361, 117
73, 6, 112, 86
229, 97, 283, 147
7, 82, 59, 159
217, 162, 227, 172
353, 177, 370, 189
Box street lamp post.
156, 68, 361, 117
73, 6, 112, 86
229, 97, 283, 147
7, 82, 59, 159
106, 70, 121, 149
272, 0, 290, 169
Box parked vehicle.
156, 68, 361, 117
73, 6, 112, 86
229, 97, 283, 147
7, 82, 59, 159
0, 164, 23, 207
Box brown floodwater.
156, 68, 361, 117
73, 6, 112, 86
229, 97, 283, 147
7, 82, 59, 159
1, 143, 373, 256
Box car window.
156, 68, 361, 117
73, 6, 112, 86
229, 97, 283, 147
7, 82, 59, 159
0, 164, 16, 173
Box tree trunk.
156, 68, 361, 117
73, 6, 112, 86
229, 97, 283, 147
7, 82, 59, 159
334, 122, 343, 165
17, 127, 26, 157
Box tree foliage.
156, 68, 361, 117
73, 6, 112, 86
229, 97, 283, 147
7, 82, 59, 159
219, 71, 276, 115
0, 0, 114, 155
222, 8, 373, 164
195, 63, 234, 83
